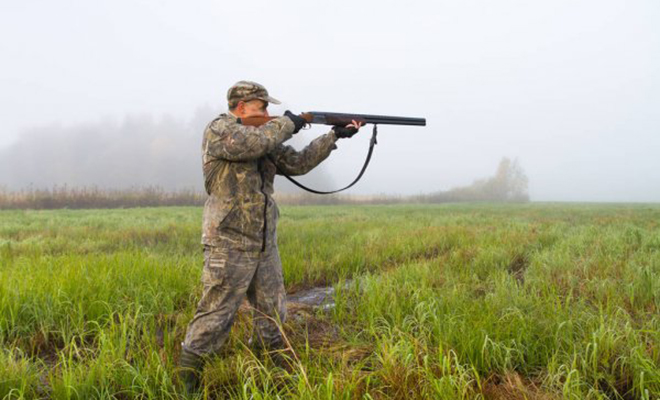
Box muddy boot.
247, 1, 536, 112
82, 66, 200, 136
178, 346, 204, 396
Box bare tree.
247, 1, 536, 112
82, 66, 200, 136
488, 157, 529, 202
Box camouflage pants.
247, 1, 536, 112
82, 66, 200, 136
182, 245, 287, 356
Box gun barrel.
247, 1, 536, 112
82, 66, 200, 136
306, 111, 426, 127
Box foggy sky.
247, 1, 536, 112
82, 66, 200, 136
1, 0, 659, 202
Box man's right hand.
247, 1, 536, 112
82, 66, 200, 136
284, 110, 307, 134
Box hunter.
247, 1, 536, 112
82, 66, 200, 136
178, 80, 362, 392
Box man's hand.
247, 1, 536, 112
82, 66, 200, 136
284, 110, 307, 134
333, 119, 363, 139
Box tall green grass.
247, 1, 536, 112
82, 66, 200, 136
1, 204, 659, 398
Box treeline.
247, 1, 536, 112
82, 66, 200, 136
0, 107, 334, 194
415, 158, 530, 203
0, 158, 529, 209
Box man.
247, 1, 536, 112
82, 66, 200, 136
179, 81, 361, 392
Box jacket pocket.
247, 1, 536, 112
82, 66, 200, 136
217, 194, 264, 251
202, 196, 234, 245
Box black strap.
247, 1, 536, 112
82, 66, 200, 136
270, 124, 379, 195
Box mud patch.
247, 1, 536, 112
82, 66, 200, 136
482, 373, 557, 400
284, 283, 344, 347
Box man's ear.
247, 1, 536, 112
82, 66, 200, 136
235, 101, 243, 112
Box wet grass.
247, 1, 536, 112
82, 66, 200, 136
1, 203, 659, 398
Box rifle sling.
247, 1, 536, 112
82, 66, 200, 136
269, 124, 378, 195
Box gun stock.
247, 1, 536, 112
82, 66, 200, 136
238, 116, 277, 127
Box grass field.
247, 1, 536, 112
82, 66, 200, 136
1, 204, 660, 399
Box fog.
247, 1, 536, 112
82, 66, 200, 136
0, 107, 335, 193
1, 0, 659, 202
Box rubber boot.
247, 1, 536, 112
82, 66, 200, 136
178, 346, 204, 396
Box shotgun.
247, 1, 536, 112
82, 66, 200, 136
237, 111, 427, 194
239, 111, 426, 128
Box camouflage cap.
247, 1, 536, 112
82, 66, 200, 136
227, 81, 281, 107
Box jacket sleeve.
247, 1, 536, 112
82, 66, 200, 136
270, 131, 339, 176
204, 116, 295, 161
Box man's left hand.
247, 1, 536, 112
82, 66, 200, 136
334, 119, 363, 139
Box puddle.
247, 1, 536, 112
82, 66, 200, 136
286, 280, 353, 311
287, 286, 336, 310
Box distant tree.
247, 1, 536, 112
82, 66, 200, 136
489, 157, 529, 202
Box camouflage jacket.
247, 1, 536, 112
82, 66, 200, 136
201, 112, 338, 252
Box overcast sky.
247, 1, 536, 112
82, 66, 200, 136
1, 0, 659, 201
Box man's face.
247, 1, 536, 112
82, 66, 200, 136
235, 99, 269, 118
